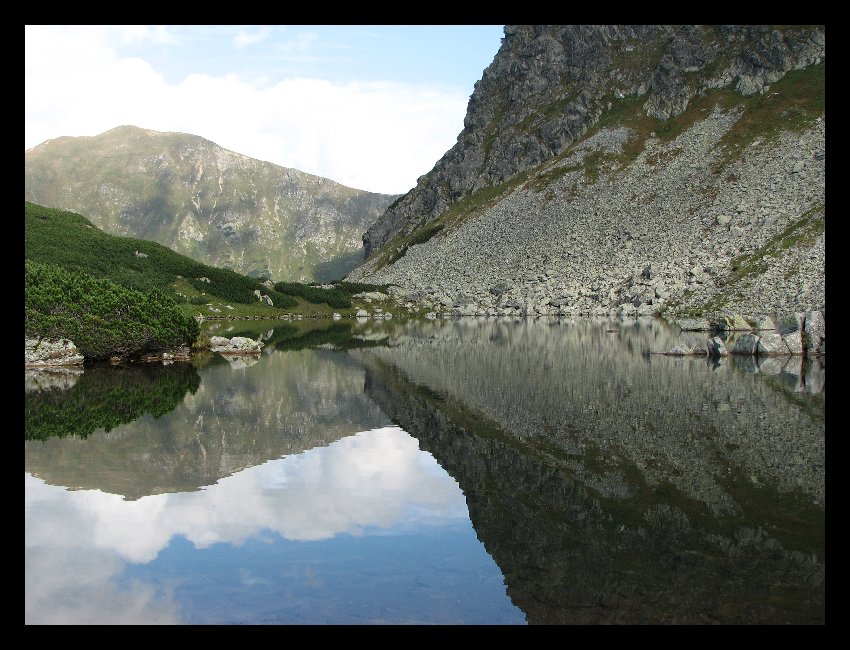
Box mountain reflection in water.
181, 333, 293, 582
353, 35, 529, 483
25, 317, 824, 624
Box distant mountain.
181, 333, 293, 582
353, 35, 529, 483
25, 126, 400, 282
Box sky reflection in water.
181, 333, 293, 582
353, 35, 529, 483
25, 426, 526, 625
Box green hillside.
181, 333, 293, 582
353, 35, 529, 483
25, 201, 393, 320
25, 201, 299, 308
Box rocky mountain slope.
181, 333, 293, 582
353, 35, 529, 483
348, 25, 825, 320
25, 126, 399, 282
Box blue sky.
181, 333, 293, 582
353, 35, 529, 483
25, 25, 504, 195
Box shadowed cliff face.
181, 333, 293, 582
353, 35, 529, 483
351, 318, 824, 624
25, 345, 390, 500
25, 126, 399, 282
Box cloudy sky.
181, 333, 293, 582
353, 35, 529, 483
25, 25, 504, 195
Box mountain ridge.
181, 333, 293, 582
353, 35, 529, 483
25, 125, 400, 282
348, 25, 825, 320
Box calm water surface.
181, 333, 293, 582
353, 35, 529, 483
25, 317, 825, 624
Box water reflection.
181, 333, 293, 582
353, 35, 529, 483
25, 317, 824, 624
25, 363, 201, 441
26, 427, 523, 624
25, 338, 389, 500
351, 317, 825, 624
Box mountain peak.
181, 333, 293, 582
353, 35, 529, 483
25, 128, 400, 282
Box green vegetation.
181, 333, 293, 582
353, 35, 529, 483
25, 363, 201, 440
25, 202, 295, 307
25, 259, 199, 360
710, 61, 825, 171
334, 281, 393, 296
728, 203, 824, 278
25, 202, 404, 323
270, 321, 387, 352
184, 268, 296, 308
274, 282, 352, 309
523, 60, 824, 201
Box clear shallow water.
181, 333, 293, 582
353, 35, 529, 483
25, 317, 825, 624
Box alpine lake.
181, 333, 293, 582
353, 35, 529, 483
25, 316, 825, 625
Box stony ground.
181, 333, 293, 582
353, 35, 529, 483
349, 109, 825, 323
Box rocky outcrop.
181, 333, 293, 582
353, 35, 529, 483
663, 309, 823, 357
209, 336, 263, 354
25, 367, 84, 391
349, 26, 824, 322
25, 126, 400, 282
25, 337, 84, 367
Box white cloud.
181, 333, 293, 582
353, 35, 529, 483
24, 25, 468, 194
273, 30, 319, 54
26, 427, 469, 622
234, 28, 269, 48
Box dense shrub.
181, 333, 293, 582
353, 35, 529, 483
273, 281, 352, 308
25, 202, 296, 308
334, 281, 393, 296
25, 260, 200, 360
187, 268, 297, 307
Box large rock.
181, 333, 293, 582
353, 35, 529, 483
714, 312, 752, 331
731, 332, 760, 355
25, 337, 84, 367
756, 332, 790, 356
782, 330, 804, 355
749, 315, 776, 330
777, 312, 806, 336
706, 336, 728, 357
803, 310, 825, 355
662, 345, 696, 356
209, 336, 263, 354
677, 318, 711, 331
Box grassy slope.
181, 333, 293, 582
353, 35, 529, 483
25, 202, 390, 319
